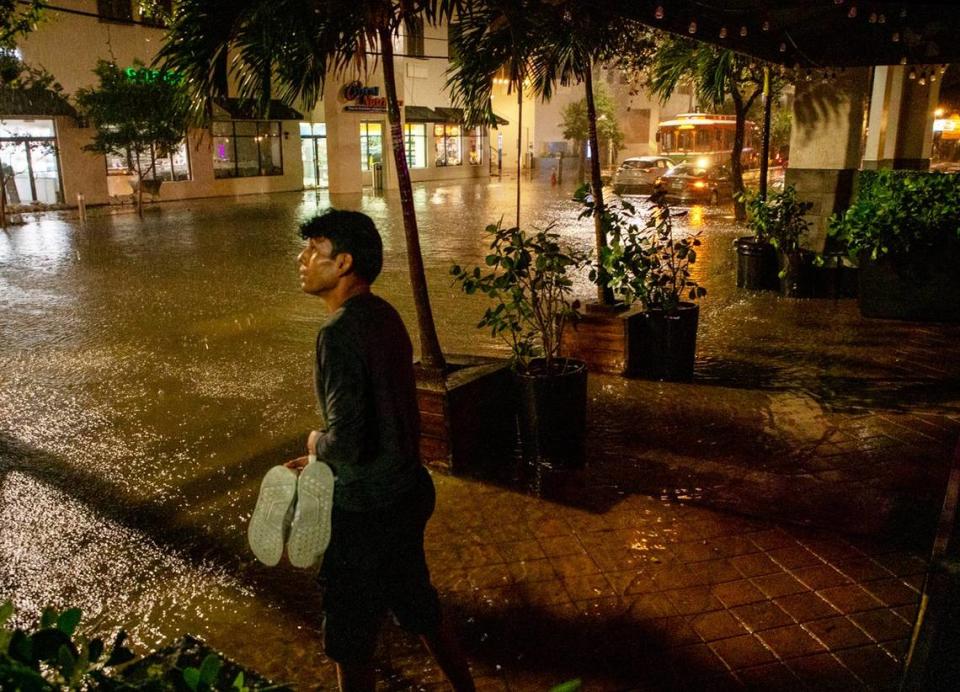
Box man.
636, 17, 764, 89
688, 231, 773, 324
288, 209, 474, 692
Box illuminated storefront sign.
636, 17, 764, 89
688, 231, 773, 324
341, 81, 401, 113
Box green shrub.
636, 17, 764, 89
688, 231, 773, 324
828, 170, 960, 261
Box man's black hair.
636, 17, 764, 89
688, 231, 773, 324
299, 209, 384, 284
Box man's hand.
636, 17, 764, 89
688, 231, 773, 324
284, 455, 310, 472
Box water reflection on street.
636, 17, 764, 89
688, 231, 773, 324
2, 177, 956, 688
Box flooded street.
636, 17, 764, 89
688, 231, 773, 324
2, 177, 959, 689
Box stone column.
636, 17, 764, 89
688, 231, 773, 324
863, 65, 941, 170
323, 82, 363, 195
785, 68, 871, 249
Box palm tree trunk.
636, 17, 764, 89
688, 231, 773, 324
759, 67, 772, 201
730, 86, 747, 222
516, 86, 522, 228
1, 175, 6, 230
584, 64, 614, 306
379, 25, 446, 374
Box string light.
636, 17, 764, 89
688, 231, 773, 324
761, 20, 770, 32
739, 26, 748, 37
878, 14, 885, 24
655, 5, 664, 20
779, 42, 787, 52
848, 6, 857, 18
899, 56, 908, 65
909, 68, 917, 80
688, 20, 697, 34
868, 12, 877, 23
719, 26, 728, 38
919, 72, 927, 86
892, 32, 900, 43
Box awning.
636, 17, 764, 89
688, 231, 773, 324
404, 105, 443, 122
433, 106, 508, 126
213, 98, 303, 121
0, 89, 77, 118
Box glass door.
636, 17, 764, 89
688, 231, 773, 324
299, 122, 328, 189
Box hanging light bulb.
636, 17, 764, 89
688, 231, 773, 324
805, 71, 813, 82
940, 65, 948, 75
892, 32, 900, 43
848, 6, 858, 19
762, 20, 770, 32
868, 12, 877, 23
930, 72, 937, 83
719, 26, 728, 38
688, 20, 697, 34
779, 42, 787, 53
655, 5, 664, 20
740, 26, 748, 37
878, 14, 886, 24
919, 73, 927, 86
899, 56, 908, 65
909, 68, 917, 80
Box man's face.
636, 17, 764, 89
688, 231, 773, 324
297, 237, 344, 296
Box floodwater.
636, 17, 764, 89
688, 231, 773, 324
2, 176, 956, 687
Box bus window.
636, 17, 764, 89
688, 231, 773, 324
678, 130, 693, 150
696, 129, 712, 149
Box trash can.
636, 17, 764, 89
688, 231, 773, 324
372, 162, 384, 190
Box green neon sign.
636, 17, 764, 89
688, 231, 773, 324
124, 67, 183, 86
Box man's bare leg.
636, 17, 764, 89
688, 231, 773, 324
336, 662, 375, 692
420, 611, 475, 692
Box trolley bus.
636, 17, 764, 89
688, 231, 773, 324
656, 113, 758, 168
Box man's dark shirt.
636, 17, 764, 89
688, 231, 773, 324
313, 292, 421, 511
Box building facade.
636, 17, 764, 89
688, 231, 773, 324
10, 1, 689, 207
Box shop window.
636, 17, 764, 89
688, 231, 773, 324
406, 17, 424, 58
404, 123, 426, 169
360, 122, 383, 171
466, 127, 482, 165
139, 0, 173, 28
212, 120, 283, 178
447, 22, 459, 60
98, 0, 133, 22
434, 123, 461, 166
106, 140, 190, 181
0, 119, 62, 205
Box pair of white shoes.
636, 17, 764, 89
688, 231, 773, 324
247, 455, 335, 568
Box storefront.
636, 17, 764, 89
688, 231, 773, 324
0, 118, 64, 205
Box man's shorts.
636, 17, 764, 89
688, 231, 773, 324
319, 465, 440, 665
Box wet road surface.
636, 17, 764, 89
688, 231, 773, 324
2, 177, 959, 689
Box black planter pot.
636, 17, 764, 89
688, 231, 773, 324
812, 252, 859, 299
859, 244, 960, 322
735, 237, 779, 291
631, 302, 699, 381
778, 249, 817, 298
515, 358, 587, 469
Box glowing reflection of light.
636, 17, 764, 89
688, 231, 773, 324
688, 205, 704, 227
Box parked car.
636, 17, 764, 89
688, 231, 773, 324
612, 156, 674, 194
659, 163, 734, 204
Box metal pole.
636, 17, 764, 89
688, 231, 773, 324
77, 193, 87, 225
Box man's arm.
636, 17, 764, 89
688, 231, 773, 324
309, 328, 366, 469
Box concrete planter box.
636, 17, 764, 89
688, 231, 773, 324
416, 354, 516, 475
859, 245, 960, 322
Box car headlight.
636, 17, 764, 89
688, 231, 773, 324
693, 181, 707, 189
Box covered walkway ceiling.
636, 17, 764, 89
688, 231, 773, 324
619, 1, 960, 68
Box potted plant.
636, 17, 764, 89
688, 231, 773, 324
634, 187, 707, 381
735, 191, 780, 291
828, 170, 960, 322
746, 185, 814, 298
451, 222, 589, 469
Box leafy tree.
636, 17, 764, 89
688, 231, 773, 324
559, 83, 623, 185
0, 0, 44, 49
0, 54, 69, 227
640, 34, 782, 221
157, 0, 458, 374
450, 0, 643, 306
75, 60, 191, 218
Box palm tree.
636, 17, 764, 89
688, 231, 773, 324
449, 0, 642, 306
645, 35, 776, 221
156, 0, 454, 373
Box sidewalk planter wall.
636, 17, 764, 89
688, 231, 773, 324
778, 249, 817, 298
829, 170, 960, 322
736, 237, 780, 291
630, 302, 699, 381
858, 244, 960, 322
812, 252, 859, 299
516, 358, 587, 468
417, 355, 517, 475
561, 305, 646, 375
